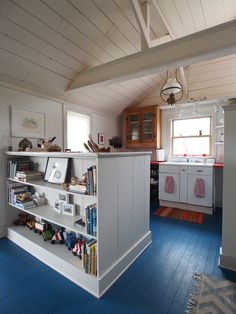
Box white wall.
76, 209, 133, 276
0, 84, 120, 235
161, 102, 224, 161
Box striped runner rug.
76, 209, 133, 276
153, 207, 204, 224
187, 274, 236, 314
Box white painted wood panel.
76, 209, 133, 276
180, 166, 188, 203
173, 0, 196, 34
133, 156, 146, 242
97, 157, 118, 276
201, 0, 225, 27
69, 0, 137, 55
187, 0, 206, 31
118, 157, 133, 257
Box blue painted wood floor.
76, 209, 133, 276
1, 205, 236, 314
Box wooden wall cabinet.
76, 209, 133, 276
126, 105, 161, 149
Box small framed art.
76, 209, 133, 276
62, 203, 76, 216
98, 133, 105, 145
45, 157, 69, 184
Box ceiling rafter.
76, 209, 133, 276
66, 20, 236, 91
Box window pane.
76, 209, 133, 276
173, 117, 211, 136
67, 111, 90, 152
173, 137, 210, 156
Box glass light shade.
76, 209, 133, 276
161, 78, 183, 95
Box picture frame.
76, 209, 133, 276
54, 200, 62, 213
11, 107, 45, 138
62, 203, 76, 216
45, 157, 69, 184
98, 133, 105, 145
58, 192, 70, 203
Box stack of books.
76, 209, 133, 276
87, 165, 96, 196
16, 198, 36, 209
8, 182, 28, 205
8, 159, 31, 179
68, 184, 87, 194
14, 170, 42, 182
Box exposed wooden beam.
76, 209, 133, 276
67, 20, 236, 91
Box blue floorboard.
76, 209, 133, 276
1, 204, 235, 314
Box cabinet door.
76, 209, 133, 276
187, 175, 213, 206
180, 167, 188, 203
141, 109, 155, 143
159, 172, 180, 202
126, 111, 140, 143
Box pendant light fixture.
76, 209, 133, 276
160, 69, 184, 105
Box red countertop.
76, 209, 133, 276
213, 163, 224, 168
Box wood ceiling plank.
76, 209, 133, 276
189, 56, 236, 75
154, 0, 186, 38
201, 0, 225, 28
69, 0, 137, 55
187, 0, 206, 31
0, 61, 28, 82
0, 15, 82, 72
189, 66, 236, 83
0, 0, 96, 67
0, 48, 70, 88
42, 0, 124, 60
224, 0, 236, 20
0, 31, 75, 80
173, 0, 196, 34
189, 83, 236, 99
92, 0, 140, 51
13, 0, 108, 65
189, 74, 236, 91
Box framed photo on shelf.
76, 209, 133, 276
45, 157, 69, 184
11, 107, 45, 138
54, 200, 62, 213
98, 133, 105, 145
58, 192, 70, 203
62, 203, 76, 216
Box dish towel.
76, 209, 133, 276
165, 176, 174, 193
194, 178, 205, 198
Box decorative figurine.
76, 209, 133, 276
50, 227, 65, 245
72, 238, 87, 259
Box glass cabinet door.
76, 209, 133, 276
128, 113, 139, 141
142, 111, 153, 141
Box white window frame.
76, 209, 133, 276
64, 109, 91, 152
171, 115, 212, 156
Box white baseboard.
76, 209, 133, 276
0, 226, 6, 238
160, 200, 213, 214
219, 247, 236, 272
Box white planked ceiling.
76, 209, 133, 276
0, 0, 235, 116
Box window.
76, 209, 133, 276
67, 111, 90, 152
172, 116, 211, 156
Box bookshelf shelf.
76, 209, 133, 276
5, 151, 151, 297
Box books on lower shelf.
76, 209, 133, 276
8, 182, 37, 209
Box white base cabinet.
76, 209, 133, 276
5, 151, 151, 297
159, 163, 213, 212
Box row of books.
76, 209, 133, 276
82, 239, 97, 276
85, 204, 97, 236
8, 182, 36, 209
87, 165, 96, 196
14, 170, 42, 182
8, 159, 31, 179
67, 165, 97, 196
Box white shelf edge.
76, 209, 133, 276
7, 226, 99, 297
7, 178, 97, 198
8, 203, 97, 240
215, 142, 224, 145
215, 125, 224, 129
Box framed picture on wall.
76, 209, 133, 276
98, 133, 105, 145
11, 107, 45, 138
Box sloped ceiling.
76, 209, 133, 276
0, 0, 235, 116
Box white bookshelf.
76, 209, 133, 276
5, 151, 151, 297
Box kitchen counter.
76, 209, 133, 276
160, 161, 214, 167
